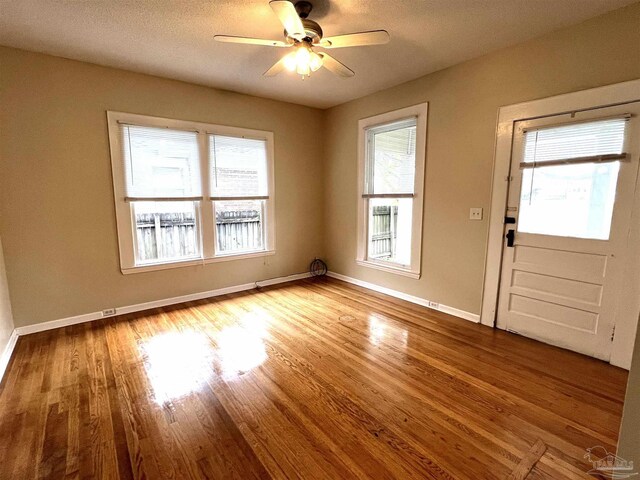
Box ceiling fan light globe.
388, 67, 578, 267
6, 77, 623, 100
295, 45, 311, 64
309, 52, 323, 72
283, 52, 297, 71
296, 62, 311, 76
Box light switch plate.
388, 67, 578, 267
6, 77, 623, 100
469, 208, 483, 220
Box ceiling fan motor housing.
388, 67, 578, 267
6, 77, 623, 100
284, 18, 323, 43
302, 19, 323, 42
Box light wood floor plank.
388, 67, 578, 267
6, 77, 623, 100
507, 439, 546, 480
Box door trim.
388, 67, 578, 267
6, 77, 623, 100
480, 78, 640, 369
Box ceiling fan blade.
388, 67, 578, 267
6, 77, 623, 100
319, 30, 390, 48
319, 53, 354, 78
270, 1, 305, 40
264, 56, 290, 77
214, 35, 288, 47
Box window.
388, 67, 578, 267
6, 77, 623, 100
211, 136, 269, 255
517, 117, 628, 240
107, 112, 275, 273
356, 103, 428, 278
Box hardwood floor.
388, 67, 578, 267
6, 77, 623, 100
0, 277, 629, 479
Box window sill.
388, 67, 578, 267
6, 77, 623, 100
355, 259, 421, 279
121, 250, 275, 275
207, 249, 275, 263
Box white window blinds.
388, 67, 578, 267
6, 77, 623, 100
121, 125, 202, 199
522, 117, 628, 168
210, 135, 269, 198
364, 118, 417, 195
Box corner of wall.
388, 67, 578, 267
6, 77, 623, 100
319, 107, 332, 266
0, 236, 17, 382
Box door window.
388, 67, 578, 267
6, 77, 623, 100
517, 117, 627, 240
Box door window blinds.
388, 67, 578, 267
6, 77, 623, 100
121, 124, 202, 200
522, 117, 628, 168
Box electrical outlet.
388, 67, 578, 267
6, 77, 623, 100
428, 301, 439, 309
469, 207, 483, 220
102, 308, 116, 317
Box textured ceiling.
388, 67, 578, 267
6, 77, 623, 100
0, 0, 635, 108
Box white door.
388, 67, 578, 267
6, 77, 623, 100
497, 103, 640, 361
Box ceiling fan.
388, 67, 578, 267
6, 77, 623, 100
214, 1, 390, 79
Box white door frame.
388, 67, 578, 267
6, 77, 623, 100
480, 79, 640, 369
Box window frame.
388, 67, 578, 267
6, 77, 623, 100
356, 103, 428, 279
107, 111, 276, 274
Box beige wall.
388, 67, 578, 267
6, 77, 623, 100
0, 47, 325, 327
0, 237, 14, 359
323, 3, 640, 315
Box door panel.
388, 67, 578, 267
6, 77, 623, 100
513, 243, 608, 280
497, 103, 640, 361
508, 295, 598, 332
511, 271, 603, 307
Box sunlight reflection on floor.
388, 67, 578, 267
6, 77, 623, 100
217, 325, 267, 379
368, 315, 408, 348
369, 316, 387, 346
141, 330, 213, 404
217, 310, 270, 380
140, 310, 271, 403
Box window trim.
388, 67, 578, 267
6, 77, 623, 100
356, 103, 428, 278
107, 111, 276, 274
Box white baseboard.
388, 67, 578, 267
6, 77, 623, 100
0, 329, 19, 383
326, 271, 480, 323
14, 272, 312, 336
